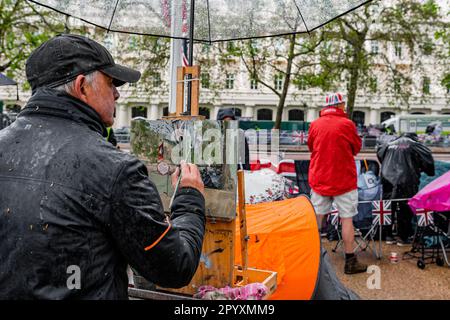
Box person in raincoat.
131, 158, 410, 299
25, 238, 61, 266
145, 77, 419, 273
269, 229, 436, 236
0, 34, 206, 299
217, 108, 250, 170
377, 132, 435, 246
308, 92, 367, 275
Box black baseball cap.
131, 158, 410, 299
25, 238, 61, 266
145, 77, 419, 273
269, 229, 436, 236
26, 34, 141, 91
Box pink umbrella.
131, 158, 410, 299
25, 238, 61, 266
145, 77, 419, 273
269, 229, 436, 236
409, 171, 450, 212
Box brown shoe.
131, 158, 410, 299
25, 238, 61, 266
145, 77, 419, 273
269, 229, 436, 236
344, 256, 368, 275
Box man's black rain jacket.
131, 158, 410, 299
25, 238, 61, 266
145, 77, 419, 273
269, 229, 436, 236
0, 88, 205, 299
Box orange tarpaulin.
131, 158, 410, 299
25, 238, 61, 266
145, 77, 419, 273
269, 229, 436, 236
235, 195, 320, 300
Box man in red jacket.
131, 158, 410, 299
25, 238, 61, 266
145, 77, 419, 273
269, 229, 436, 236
308, 93, 367, 274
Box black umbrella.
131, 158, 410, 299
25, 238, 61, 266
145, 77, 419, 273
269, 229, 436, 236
0, 73, 17, 86
0, 73, 19, 101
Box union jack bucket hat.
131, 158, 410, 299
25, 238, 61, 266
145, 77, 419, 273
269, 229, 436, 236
325, 92, 345, 107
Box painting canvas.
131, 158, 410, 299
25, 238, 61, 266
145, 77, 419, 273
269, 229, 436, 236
131, 119, 239, 221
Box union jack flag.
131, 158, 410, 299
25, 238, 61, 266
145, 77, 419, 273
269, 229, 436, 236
372, 200, 392, 225
416, 209, 434, 227
292, 131, 308, 144
328, 204, 340, 226
181, 0, 189, 67
161, 0, 189, 67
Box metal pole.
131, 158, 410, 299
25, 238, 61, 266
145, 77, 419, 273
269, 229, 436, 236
185, 0, 195, 116
168, 0, 183, 115
188, 0, 195, 66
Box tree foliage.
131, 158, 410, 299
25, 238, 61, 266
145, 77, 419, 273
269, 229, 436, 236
0, 0, 64, 80
220, 33, 323, 129
312, 0, 445, 116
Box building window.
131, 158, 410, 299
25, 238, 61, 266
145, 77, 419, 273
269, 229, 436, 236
422, 41, 433, 55
201, 73, 210, 89
288, 109, 304, 121
352, 111, 365, 127
199, 107, 210, 119
422, 77, 430, 95
394, 78, 401, 94
132, 106, 147, 119
369, 77, 377, 93
225, 73, 235, 89
257, 109, 273, 120
163, 107, 169, 117
371, 41, 379, 55
444, 75, 450, 94
394, 42, 402, 58
201, 44, 211, 54
152, 73, 161, 87
273, 38, 285, 52
249, 39, 263, 51
297, 78, 307, 90
381, 111, 395, 123
226, 41, 236, 52
103, 34, 114, 50
274, 74, 283, 91
233, 108, 242, 117
322, 41, 332, 54
128, 35, 138, 49
250, 78, 258, 90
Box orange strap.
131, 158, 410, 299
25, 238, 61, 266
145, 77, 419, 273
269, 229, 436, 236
144, 217, 171, 251
363, 159, 369, 172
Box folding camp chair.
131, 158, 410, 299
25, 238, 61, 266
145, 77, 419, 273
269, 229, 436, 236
293, 160, 311, 195
328, 204, 378, 258
331, 200, 393, 259
355, 200, 393, 259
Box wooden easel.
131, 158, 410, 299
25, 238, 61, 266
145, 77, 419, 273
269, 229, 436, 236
236, 170, 249, 285
163, 65, 203, 120
159, 65, 249, 294
131, 65, 275, 299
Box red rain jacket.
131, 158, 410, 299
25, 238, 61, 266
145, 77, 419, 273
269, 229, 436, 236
307, 107, 362, 196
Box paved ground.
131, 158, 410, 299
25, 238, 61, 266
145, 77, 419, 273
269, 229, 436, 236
321, 240, 450, 300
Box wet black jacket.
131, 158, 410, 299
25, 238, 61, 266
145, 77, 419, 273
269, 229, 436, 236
0, 88, 205, 299
377, 133, 435, 199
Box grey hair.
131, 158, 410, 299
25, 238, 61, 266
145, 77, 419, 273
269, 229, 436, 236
53, 71, 99, 94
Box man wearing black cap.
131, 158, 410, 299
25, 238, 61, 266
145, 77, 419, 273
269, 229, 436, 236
0, 34, 206, 299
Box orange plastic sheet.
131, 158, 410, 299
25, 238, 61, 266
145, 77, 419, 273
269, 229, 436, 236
235, 195, 321, 300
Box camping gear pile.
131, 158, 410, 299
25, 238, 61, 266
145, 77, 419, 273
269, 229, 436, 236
407, 170, 450, 269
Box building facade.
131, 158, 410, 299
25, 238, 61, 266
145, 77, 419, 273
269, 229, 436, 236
1, 2, 449, 128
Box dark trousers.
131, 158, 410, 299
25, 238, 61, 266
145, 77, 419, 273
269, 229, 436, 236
394, 200, 415, 241
382, 180, 418, 241
384, 200, 415, 241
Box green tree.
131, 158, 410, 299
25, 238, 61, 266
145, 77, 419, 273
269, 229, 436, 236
90, 32, 171, 98
220, 33, 323, 129
0, 0, 64, 79
317, 0, 445, 117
